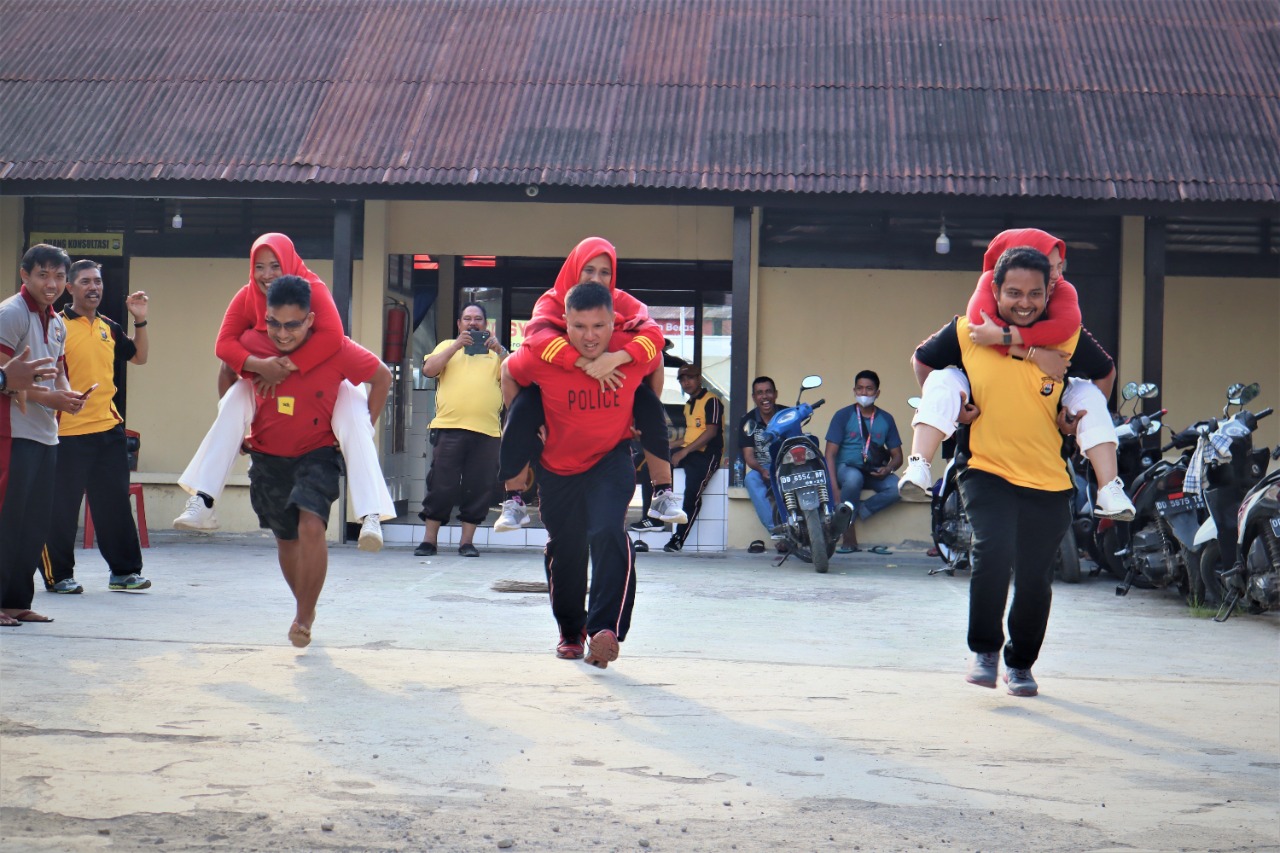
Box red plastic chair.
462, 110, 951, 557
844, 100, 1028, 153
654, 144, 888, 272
83, 429, 149, 549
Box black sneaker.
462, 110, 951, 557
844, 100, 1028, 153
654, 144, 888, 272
629, 518, 663, 532
662, 537, 682, 553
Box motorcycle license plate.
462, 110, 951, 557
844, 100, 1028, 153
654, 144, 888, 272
1155, 495, 1204, 514
1271, 516, 1280, 537
779, 469, 824, 488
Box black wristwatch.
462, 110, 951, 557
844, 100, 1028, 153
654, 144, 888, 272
0, 366, 6, 392
1001, 326, 1012, 346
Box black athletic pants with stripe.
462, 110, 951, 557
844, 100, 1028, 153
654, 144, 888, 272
43, 425, 144, 584
538, 442, 637, 645
0, 438, 57, 610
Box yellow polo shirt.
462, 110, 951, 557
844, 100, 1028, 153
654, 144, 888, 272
58, 308, 135, 437
427, 342, 502, 437
958, 317, 1078, 491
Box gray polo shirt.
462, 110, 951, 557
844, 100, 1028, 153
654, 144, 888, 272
0, 288, 67, 445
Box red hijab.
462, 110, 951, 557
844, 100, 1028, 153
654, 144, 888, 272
981, 228, 1066, 272
243, 233, 327, 331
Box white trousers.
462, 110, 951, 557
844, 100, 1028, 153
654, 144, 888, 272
178, 378, 396, 520
911, 366, 1117, 452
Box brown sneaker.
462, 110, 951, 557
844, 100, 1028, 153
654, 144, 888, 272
584, 629, 619, 669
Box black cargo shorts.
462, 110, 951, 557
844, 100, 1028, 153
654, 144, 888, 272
248, 446, 344, 540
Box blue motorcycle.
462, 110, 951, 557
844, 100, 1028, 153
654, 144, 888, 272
764, 375, 853, 573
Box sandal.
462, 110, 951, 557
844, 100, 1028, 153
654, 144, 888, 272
836, 545, 861, 554
868, 545, 893, 556
747, 540, 766, 554
8, 610, 53, 623
0, 613, 21, 627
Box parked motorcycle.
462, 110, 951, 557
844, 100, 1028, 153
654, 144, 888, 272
1215, 446, 1280, 620
1183, 383, 1274, 608
1080, 382, 1164, 576
764, 375, 853, 573
903, 396, 971, 577
1103, 404, 1216, 600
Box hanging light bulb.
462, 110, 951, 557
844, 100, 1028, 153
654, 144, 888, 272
172, 206, 183, 229
935, 217, 950, 254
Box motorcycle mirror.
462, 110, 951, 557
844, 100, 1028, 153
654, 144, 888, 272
907, 396, 922, 410
1241, 383, 1260, 405
1226, 382, 1245, 405
1138, 383, 1159, 399
800, 375, 822, 390
1121, 381, 1138, 401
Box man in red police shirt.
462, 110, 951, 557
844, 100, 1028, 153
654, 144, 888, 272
240, 276, 391, 650
503, 282, 658, 668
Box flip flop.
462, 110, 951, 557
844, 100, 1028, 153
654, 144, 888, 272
836, 545, 861, 554
747, 540, 766, 554
9, 610, 53, 623
0, 614, 21, 627
868, 545, 893, 556
288, 622, 312, 648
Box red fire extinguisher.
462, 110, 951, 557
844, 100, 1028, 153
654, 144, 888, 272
383, 302, 409, 365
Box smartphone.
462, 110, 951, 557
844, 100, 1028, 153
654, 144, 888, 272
79, 383, 99, 400
463, 330, 491, 355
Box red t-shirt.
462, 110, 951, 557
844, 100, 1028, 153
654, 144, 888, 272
506, 328, 658, 476
240, 330, 380, 457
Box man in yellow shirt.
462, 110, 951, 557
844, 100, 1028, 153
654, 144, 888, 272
42, 259, 151, 594
912, 247, 1091, 698
415, 302, 507, 557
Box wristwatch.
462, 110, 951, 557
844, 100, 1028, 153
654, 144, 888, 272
1001, 326, 1012, 346
0, 366, 6, 392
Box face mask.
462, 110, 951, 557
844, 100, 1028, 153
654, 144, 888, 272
856, 395, 877, 407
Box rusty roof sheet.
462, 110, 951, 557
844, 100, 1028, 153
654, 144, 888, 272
1, 0, 1277, 203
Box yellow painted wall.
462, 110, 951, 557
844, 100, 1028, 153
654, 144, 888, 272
386, 201, 733, 259
739, 266, 977, 547
1163, 275, 1280, 449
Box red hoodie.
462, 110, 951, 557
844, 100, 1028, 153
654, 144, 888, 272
965, 228, 1081, 354
214, 233, 344, 374
522, 236, 663, 372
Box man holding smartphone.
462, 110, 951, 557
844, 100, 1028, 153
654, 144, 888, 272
0, 245, 86, 626
41, 259, 153, 594
415, 302, 507, 557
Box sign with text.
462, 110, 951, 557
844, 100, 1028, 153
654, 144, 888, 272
29, 232, 124, 257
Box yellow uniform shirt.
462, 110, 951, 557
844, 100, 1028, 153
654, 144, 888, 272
681, 388, 724, 455
58, 308, 135, 437
427, 341, 502, 437
957, 317, 1078, 492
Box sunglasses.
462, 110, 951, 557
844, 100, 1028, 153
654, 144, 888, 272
265, 318, 308, 331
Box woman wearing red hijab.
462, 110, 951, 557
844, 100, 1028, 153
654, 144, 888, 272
900, 229, 1134, 521
491, 237, 686, 534
174, 233, 396, 548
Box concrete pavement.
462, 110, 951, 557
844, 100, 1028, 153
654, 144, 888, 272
2, 532, 1277, 852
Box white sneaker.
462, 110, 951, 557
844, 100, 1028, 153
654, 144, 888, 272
357, 515, 384, 552
1094, 477, 1136, 521
173, 495, 219, 532
494, 499, 531, 533
898, 455, 933, 502
648, 489, 688, 524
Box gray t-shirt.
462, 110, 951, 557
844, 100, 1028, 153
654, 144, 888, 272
0, 290, 67, 445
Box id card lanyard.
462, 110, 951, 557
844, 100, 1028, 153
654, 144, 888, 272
856, 408, 876, 462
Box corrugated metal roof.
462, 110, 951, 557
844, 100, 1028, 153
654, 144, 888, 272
1, 0, 1277, 203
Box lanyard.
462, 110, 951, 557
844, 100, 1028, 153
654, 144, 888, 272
856, 408, 876, 461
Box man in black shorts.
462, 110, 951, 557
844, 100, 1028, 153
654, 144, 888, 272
239, 276, 391, 648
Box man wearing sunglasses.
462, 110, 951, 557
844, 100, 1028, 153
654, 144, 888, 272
237, 275, 391, 649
